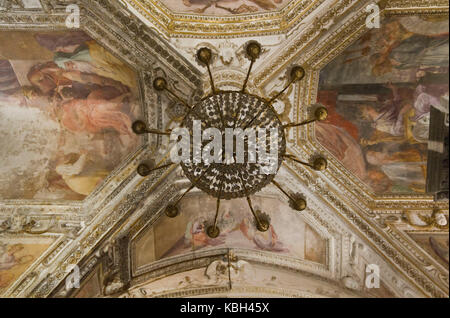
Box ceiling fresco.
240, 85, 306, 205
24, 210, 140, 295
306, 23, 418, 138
132, 196, 327, 271
0, 30, 141, 201
0, 0, 448, 299
316, 15, 449, 194
159, 0, 289, 15
0, 237, 54, 294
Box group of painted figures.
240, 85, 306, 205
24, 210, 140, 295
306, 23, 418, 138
316, 18, 449, 193
0, 31, 139, 199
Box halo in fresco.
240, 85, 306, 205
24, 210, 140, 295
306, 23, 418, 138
0, 31, 141, 201
159, 0, 289, 15
316, 15, 449, 194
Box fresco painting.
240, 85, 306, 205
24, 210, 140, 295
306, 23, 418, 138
160, 0, 287, 15
316, 16, 449, 194
0, 31, 140, 201
0, 239, 53, 293
133, 196, 328, 267
408, 233, 449, 269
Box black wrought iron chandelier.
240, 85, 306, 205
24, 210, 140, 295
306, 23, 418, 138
132, 41, 328, 237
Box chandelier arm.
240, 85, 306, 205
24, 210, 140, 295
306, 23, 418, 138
206, 63, 217, 94
132, 120, 174, 136
283, 154, 315, 169
267, 79, 295, 105
284, 106, 328, 128
246, 196, 264, 229
137, 162, 176, 177
164, 87, 192, 111
173, 183, 196, 207
271, 179, 296, 203
237, 170, 263, 228
145, 128, 172, 136
283, 118, 316, 129
241, 58, 255, 93
213, 182, 223, 229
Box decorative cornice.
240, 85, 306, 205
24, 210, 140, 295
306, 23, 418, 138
126, 0, 327, 38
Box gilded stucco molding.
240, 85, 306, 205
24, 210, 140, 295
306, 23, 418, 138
253, 0, 362, 87
274, 170, 425, 297
126, 0, 327, 38
282, 160, 448, 297
130, 286, 325, 298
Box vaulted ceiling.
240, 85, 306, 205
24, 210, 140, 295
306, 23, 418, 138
0, 0, 448, 298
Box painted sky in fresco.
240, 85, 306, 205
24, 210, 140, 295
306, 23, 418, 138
0, 31, 141, 201
316, 15, 449, 194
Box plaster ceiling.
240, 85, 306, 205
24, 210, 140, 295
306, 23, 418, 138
0, 0, 448, 298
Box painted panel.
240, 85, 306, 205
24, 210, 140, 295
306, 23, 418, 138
0, 31, 141, 201
133, 196, 328, 267
0, 237, 54, 293
316, 15, 449, 194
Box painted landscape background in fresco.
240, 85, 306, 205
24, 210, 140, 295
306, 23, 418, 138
316, 15, 449, 194
161, 0, 287, 15
0, 31, 140, 200
133, 196, 328, 269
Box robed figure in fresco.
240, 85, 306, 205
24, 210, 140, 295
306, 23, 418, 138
0, 31, 140, 200
316, 16, 449, 194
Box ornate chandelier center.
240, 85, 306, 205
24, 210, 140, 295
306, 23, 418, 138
181, 91, 286, 200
